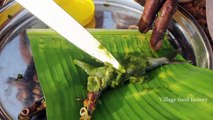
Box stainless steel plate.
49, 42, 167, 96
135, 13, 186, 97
0, 0, 212, 119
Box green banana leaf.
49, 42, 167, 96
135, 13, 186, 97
28, 29, 213, 120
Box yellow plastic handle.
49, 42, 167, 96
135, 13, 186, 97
0, 3, 23, 27
54, 0, 95, 27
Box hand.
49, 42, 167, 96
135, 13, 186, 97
137, 0, 178, 50
0, 0, 6, 6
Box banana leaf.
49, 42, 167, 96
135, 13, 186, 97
28, 29, 213, 120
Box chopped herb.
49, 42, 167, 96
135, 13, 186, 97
75, 52, 177, 120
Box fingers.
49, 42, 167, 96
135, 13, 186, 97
150, 0, 178, 50
134, 0, 145, 6
0, 0, 6, 6
138, 0, 165, 33
137, 0, 178, 50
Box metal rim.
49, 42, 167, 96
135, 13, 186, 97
177, 5, 213, 68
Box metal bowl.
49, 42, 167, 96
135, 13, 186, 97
0, 0, 212, 119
